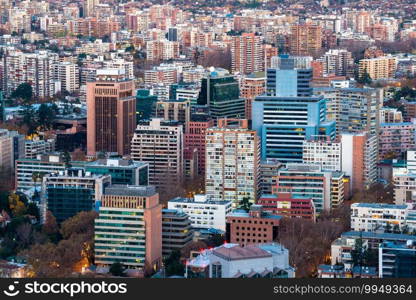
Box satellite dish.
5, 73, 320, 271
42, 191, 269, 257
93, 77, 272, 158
209, 66, 215, 72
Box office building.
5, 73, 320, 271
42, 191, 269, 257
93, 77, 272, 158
130, 118, 183, 188
205, 119, 260, 207
86, 68, 136, 157
155, 99, 191, 128
161, 209, 193, 257
0, 129, 13, 171
85, 158, 149, 186
167, 194, 232, 231
41, 168, 111, 223
197, 69, 245, 120
273, 163, 344, 212
16, 153, 85, 192
94, 185, 162, 274
253, 55, 335, 163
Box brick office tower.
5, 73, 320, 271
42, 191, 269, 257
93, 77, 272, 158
87, 68, 136, 157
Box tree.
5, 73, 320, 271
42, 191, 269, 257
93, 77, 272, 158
37, 103, 57, 130
357, 71, 372, 85
42, 210, 59, 241
11, 83, 32, 102
109, 262, 126, 277
20, 104, 38, 135
60, 210, 97, 239
164, 250, 184, 277
8, 193, 27, 217
27, 202, 40, 220
238, 197, 252, 212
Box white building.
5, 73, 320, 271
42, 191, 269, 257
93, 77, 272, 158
302, 137, 342, 171
185, 243, 295, 278
167, 194, 232, 231
53, 61, 79, 93
350, 203, 416, 232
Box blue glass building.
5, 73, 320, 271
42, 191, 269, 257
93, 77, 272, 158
252, 55, 335, 163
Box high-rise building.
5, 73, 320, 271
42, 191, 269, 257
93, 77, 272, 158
205, 119, 260, 207
41, 168, 111, 223
53, 61, 79, 93
290, 24, 322, 56
184, 114, 214, 175
146, 40, 180, 61
267, 55, 313, 97
259, 159, 283, 195
231, 33, 264, 75
84, 0, 99, 17
320, 49, 354, 77
341, 132, 378, 192
253, 55, 335, 163
94, 185, 162, 274
130, 118, 183, 188
0, 129, 14, 171
2, 50, 59, 99
86, 68, 136, 157
314, 87, 382, 135
197, 69, 245, 121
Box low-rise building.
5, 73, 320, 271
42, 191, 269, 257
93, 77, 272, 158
167, 194, 232, 231
225, 205, 281, 246
257, 193, 316, 221
350, 203, 416, 232
185, 243, 295, 278
162, 209, 194, 257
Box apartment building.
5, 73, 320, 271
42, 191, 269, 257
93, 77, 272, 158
161, 209, 193, 257
205, 119, 260, 207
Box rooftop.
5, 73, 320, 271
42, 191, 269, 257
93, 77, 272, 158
351, 203, 408, 210
103, 185, 157, 197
